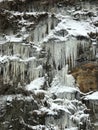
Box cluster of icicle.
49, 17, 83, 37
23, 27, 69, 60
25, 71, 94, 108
0, 11, 96, 86
0, 14, 58, 85
43, 36, 95, 72
0, 42, 43, 85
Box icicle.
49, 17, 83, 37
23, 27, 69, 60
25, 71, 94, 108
0, 44, 1, 56
61, 65, 68, 85
3, 63, 7, 84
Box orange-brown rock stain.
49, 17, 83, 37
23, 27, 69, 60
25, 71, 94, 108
71, 63, 98, 93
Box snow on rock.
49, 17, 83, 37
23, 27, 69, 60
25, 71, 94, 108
40, 101, 71, 129
44, 93, 89, 129
5, 35, 23, 43
25, 77, 45, 91
65, 127, 78, 130
46, 67, 89, 129
43, 15, 95, 70
55, 18, 95, 37
84, 91, 98, 100
48, 65, 79, 100
0, 94, 34, 105
49, 74, 78, 100
83, 91, 98, 129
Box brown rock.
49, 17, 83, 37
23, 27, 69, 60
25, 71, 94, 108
72, 63, 98, 93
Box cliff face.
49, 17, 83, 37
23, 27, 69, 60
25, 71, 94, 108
0, 0, 98, 130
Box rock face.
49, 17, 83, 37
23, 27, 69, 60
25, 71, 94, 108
0, 95, 39, 130
0, 11, 58, 94
72, 63, 98, 93
83, 92, 98, 130
0, 0, 98, 130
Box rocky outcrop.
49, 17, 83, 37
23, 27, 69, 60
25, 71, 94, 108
0, 11, 58, 93
0, 9, 48, 32
0, 0, 77, 12
0, 93, 45, 130
83, 92, 98, 130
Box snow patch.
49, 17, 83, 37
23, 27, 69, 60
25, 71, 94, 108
25, 77, 45, 91
85, 91, 98, 100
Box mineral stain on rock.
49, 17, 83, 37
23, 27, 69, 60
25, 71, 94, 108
72, 63, 98, 93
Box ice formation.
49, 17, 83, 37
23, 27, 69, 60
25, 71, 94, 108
0, 0, 98, 130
